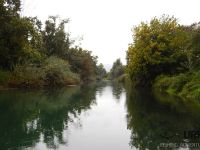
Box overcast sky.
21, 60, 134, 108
22, 0, 200, 70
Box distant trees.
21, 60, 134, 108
109, 58, 125, 80
96, 63, 107, 81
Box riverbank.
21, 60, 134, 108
153, 71, 200, 101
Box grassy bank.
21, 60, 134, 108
153, 71, 200, 101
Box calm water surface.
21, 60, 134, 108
0, 83, 200, 150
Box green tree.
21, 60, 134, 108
96, 63, 107, 80
110, 58, 124, 79
42, 16, 70, 57
127, 15, 188, 86
27, 17, 43, 52
65, 47, 98, 82
0, 0, 41, 69
183, 23, 200, 70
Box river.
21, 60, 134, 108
0, 82, 200, 150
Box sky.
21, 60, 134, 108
21, 0, 200, 71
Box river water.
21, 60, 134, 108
0, 82, 200, 150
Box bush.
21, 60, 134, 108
179, 71, 200, 100
43, 56, 80, 86
168, 73, 189, 94
9, 56, 80, 88
9, 63, 45, 88
153, 75, 173, 92
154, 71, 200, 101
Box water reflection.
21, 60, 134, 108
0, 84, 102, 149
1, 82, 200, 150
111, 82, 124, 100
126, 88, 200, 150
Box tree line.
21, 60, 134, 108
0, 0, 107, 87
126, 15, 200, 100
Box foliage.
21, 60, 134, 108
179, 71, 200, 101
0, 0, 42, 70
42, 16, 70, 57
127, 15, 189, 86
96, 63, 107, 81
109, 58, 125, 80
9, 62, 45, 87
0, 1, 102, 87
126, 15, 200, 103
9, 57, 80, 87
182, 23, 200, 70
65, 47, 98, 82
154, 71, 200, 101
43, 56, 80, 86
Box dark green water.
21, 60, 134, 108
0, 83, 200, 150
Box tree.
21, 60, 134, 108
127, 15, 188, 86
0, 0, 41, 69
42, 16, 70, 57
183, 23, 200, 70
110, 58, 124, 79
96, 63, 107, 80
65, 47, 98, 82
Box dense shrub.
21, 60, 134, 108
180, 72, 200, 100
9, 63, 45, 88
43, 56, 80, 86
153, 75, 173, 92
9, 57, 80, 88
154, 72, 200, 101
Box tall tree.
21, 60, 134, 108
65, 47, 98, 82
183, 23, 200, 70
127, 15, 188, 86
0, 0, 40, 69
110, 58, 124, 79
42, 16, 70, 57
96, 63, 107, 80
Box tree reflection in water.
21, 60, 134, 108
111, 82, 124, 101
126, 87, 200, 150
0, 84, 104, 149
1, 82, 200, 150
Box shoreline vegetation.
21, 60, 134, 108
153, 71, 200, 101
126, 15, 200, 102
1, 1, 199, 104
0, 0, 107, 89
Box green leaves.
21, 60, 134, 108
110, 58, 124, 80
127, 15, 189, 86
0, 1, 103, 85
42, 16, 70, 57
